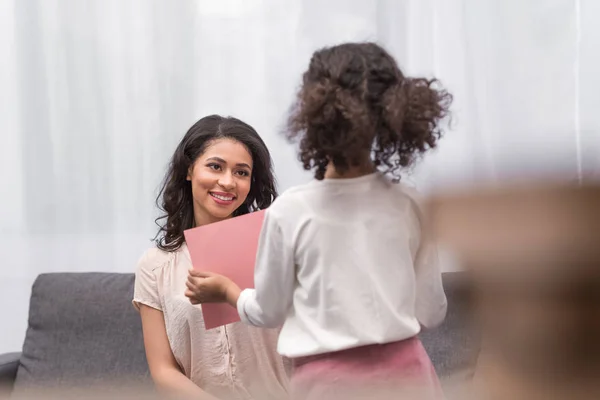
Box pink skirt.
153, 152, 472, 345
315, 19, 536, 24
290, 337, 444, 400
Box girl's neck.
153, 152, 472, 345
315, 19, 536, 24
323, 161, 376, 180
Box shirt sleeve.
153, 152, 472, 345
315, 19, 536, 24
132, 248, 163, 311
237, 207, 295, 329
403, 187, 447, 329
414, 227, 448, 329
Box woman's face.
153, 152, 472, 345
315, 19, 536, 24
187, 138, 253, 226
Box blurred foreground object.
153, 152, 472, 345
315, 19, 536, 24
428, 184, 600, 400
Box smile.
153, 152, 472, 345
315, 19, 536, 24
209, 192, 236, 204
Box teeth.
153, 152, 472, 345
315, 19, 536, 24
211, 193, 234, 201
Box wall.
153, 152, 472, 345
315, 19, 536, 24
1, 0, 599, 354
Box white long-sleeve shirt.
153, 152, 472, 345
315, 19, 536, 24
237, 172, 447, 358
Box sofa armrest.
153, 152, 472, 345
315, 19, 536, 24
0, 352, 21, 390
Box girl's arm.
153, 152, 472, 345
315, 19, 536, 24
414, 236, 448, 330
139, 305, 219, 400
186, 207, 295, 328
235, 207, 295, 328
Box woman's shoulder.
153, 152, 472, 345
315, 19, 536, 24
136, 245, 177, 274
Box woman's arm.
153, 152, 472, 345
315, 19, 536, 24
139, 305, 219, 400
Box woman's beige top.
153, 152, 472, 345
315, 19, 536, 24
133, 243, 289, 400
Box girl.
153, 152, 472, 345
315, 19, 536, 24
133, 115, 289, 400
186, 43, 452, 399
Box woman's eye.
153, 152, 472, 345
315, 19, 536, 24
237, 170, 250, 177
207, 163, 221, 171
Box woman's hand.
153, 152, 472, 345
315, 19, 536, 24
185, 270, 241, 308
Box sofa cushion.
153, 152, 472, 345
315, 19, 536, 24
14, 273, 151, 390
420, 271, 479, 378
13, 271, 476, 390
0, 352, 20, 392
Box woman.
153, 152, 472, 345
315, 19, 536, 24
133, 115, 289, 400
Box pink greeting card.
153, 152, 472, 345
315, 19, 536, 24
183, 210, 265, 329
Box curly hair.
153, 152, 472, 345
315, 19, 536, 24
286, 42, 453, 180
154, 115, 277, 252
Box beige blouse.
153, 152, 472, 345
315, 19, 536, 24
133, 244, 290, 400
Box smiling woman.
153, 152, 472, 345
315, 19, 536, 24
155, 115, 277, 252
186, 139, 254, 225
132, 115, 288, 400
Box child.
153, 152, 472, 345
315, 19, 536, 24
186, 42, 452, 399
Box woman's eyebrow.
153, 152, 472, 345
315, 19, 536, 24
206, 157, 251, 169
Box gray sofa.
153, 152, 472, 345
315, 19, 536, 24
0, 272, 477, 396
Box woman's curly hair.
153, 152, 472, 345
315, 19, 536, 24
286, 42, 453, 180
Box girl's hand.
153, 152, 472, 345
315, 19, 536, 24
185, 270, 241, 307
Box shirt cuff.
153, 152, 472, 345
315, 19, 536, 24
237, 288, 256, 325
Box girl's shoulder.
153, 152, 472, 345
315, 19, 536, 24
393, 182, 429, 228
395, 181, 425, 204
269, 175, 426, 211
373, 174, 425, 207
267, 181, 316, 211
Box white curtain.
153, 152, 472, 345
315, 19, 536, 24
1, 0, 599, 353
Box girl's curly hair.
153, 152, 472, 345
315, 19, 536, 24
286, 42, 453, 180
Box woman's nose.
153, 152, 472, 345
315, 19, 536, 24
218, 172, 235, 189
